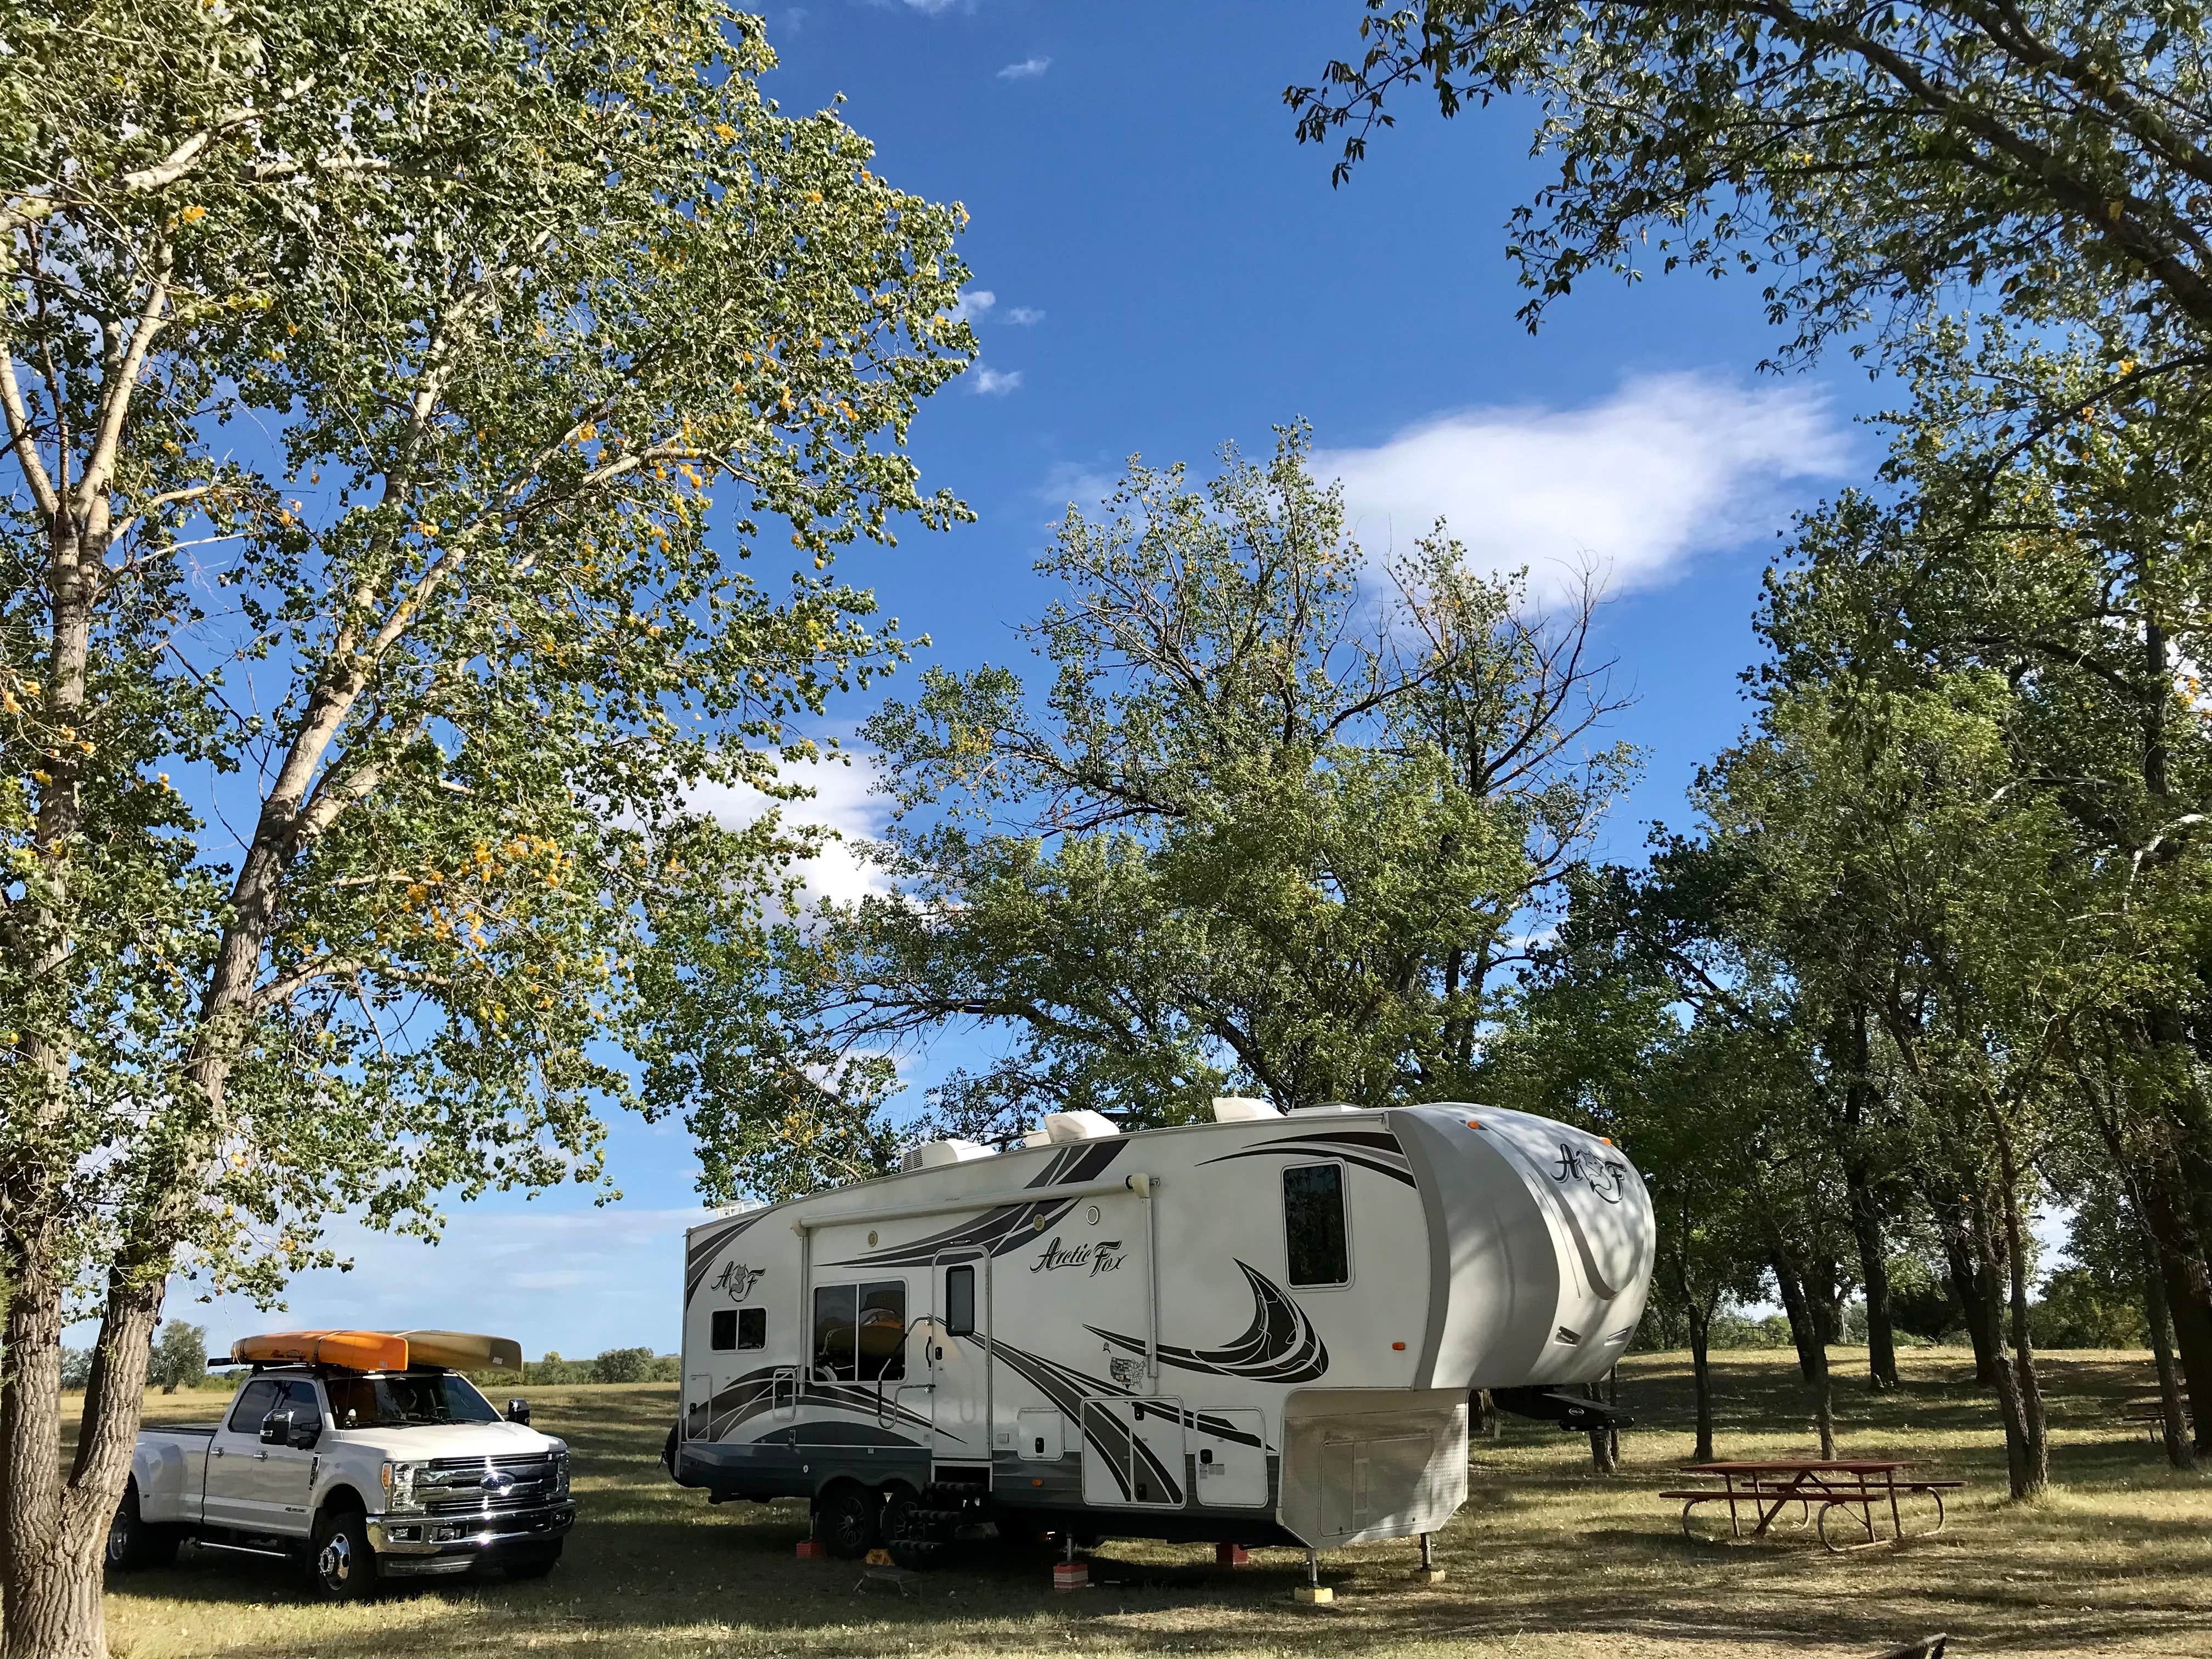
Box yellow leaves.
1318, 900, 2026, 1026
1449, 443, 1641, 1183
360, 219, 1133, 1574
179, 204, 208, 224
414, 521, 439, 539
714, 122, 736, 142
30, 769, 52, 787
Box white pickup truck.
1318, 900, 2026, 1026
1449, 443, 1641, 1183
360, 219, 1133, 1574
108, 1348, 574, 1600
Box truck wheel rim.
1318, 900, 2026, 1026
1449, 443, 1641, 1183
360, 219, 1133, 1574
318, 1532, 352, 1586
106, 1514, 128, 1564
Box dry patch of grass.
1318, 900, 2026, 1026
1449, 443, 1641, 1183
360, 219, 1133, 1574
94, 1348, 2212, 1658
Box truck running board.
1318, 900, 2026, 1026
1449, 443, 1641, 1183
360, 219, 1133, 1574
191, 1538, 292, 1561
1487, 1387, 1634, 1433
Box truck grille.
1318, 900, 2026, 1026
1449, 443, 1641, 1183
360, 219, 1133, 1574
417, 1453, 560, 1515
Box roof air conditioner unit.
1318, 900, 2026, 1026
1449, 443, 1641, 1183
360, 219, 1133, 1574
900, 1138, 997, 1172
1040, 1109, 1120, 1143
1210, 1097, 1282, 1122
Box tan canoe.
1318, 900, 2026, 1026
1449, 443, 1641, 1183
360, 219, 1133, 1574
384, 1330, 524, 1372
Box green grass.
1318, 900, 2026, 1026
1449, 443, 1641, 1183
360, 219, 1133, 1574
95, 1347, 2212, 1658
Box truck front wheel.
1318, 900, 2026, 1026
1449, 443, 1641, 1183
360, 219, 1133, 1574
105, 1479, 178, 1572
309, 1507, 378, 1601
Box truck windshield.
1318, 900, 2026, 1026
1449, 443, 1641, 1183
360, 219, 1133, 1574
322, 1373, 501, 1429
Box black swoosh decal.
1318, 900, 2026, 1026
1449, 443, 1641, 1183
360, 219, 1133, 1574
827, 1140, 1127, 1267
685, 1210, 771, 1305
1197, 1128, 1417, 1188
1086, 1260, 1329, 1384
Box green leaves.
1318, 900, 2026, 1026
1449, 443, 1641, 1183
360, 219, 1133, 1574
1297, 0, 2212, 366
690, 432, 1629, 1192
1, 2, 972, 1300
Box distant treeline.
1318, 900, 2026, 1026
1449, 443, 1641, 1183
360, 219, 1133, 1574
1641, 1268, 2147, 1356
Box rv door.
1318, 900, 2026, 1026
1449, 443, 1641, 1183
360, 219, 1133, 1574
928, 1255, 990, 1468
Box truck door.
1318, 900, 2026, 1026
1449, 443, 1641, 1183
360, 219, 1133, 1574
240, 1380, 322, 1535
928, 1256, 989, 1468
202, 1378, 281, 1531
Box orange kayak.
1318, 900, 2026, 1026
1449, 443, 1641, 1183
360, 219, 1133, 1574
229, 1330, 410, 1370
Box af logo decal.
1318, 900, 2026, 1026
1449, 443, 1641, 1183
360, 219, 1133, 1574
710, 1260, 766, 1302
1550, 1142, 1629, 1206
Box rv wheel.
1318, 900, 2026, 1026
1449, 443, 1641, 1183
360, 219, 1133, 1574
814, 1481, 878, 1560
879, 1482, 919, 1542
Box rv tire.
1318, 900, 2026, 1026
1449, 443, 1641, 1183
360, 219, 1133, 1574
814, 1481, 878, 1560
879, 1482, 919, 1543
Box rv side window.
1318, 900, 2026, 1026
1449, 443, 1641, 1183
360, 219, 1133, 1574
710, 1310, 737, 1351
857, 1280, 906, 1381
813, 1285, 857, 1380
1283, 1163, 1350, 1287
737, 1307, 766, 1350
944, 1265, 975, 1337
814, 1281, 906, 1381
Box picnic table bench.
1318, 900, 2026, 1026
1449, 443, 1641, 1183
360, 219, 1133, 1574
2121, 1398, 2193, 1442
1660, 1460, 1963, 1553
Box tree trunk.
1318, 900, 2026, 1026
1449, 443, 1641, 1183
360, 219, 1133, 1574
1839, 1008, 1899, 1390
1847, 1174, 1899, 1390
2142, 1195, 2212, 1453
1770, 1247, 1836, 1455
1689, 1301, 1717, 1463
1935, 1217, 2000, 1385
1994, 1168, 2050, 1498
1584, 1381, 1616, 1474
0, 1236, 168, 1659
2143, 1230, 2196, 1470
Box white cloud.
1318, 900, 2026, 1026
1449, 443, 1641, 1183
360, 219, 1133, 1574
1037, 459, 1117, 511
969, 363, 1024, 396
952, 288, 995, 323
998, 55, 1051, 80
900, 0, 965, 14
1314, 372, 1851, 602
1005, 306, 1045, 325
689, 749, 895, 911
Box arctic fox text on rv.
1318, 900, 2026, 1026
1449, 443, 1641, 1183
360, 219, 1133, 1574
665, 1101, 1654, 1561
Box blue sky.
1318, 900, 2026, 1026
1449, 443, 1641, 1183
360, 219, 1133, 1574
146, 0, 1893, 1361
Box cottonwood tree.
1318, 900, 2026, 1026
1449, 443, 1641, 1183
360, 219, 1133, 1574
702, 433, 1631, 1187
0, 5, 969, 1654
1295, 0, 2212, 375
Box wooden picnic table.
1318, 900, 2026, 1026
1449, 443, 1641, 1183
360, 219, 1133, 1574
1661, 1459, 1963, 1553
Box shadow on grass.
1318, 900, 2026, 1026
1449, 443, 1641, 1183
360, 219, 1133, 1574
102, 1360, 2212, 1659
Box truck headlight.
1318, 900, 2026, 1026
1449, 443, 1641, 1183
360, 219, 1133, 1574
550, 1442, 571, 1499
380, 1460, 426, 1514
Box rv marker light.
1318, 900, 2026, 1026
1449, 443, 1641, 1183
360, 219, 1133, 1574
1392, 1342, 1406, 1351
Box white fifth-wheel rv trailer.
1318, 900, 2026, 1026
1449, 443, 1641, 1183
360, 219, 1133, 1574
666, 1100, 1654, 1562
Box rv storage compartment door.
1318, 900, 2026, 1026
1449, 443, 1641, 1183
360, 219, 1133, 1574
1190, 1408, 1268, 1507
1016, 1407, 1064, 1460
1080, 1397, 1186, 1507
1277, 1389, 1468, 1548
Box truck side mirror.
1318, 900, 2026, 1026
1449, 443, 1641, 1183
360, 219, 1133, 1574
289, 1417, 322, 1451
259, 1409, 293, 1447
505, 1398, 531, 1425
